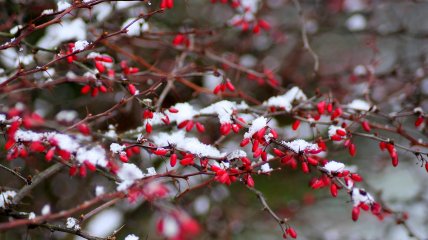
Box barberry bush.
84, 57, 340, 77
1, 0, 428, 239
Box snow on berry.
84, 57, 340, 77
282, 139, 321, 154
152, 131, 224, 158
199, 100, 248, 124
226, 150, 247, 160
117, 163, 145, 191
328, 125, 347, 140
244, 116, 267, 139
72, 40, 90, 52
323, 161, 345, 174
110, 143, 126, 154
0, 114, 6, 123
351, 188, 375, 207
75, 146, 108, 167
262, 87, 307, 111
260, 163, 273, 173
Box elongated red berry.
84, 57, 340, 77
195, 122, 205, 133
349, 143, 356, 156
81, 85, 91, 94
292, 120, 300, 131
95, 61, 105, 73
352, 206, 360, 221
362, 121, 371, 132
146, 123, 152, 133
84, 161, 97, 171
45, 148, 55, 162
415, 116, 424, 127
225, 80, 235, 91
185, 120, 194, 132
330, 183, 338, 197
220, 123, 231, 135
240, 138, 250, 147
128, 84, 137, 95
287, 227, 297, 239
178, 120, 189, 129
246, 175, 255, 187
170, 153, 177, 167
301, 162, 309, 173
317, 101, 325, 115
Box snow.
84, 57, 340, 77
57, 0, 71, 12
353, 65, 367, 76
125, 234, 139, 240
351, 188, 374, 207
170, 103, 198, 124
41, 9, 54, 15
244, 116, 267, 139
199, 100, 248, 124
95, 186, 105, 196
41, 204, 51, 215
28, 212, 36, 219
84, 208, 123, 237
55, 110, 78, 122
14, 129, 43, 142
66, 217, 80, 230
146, 167, 156, 176
324, 161, 345, 173
72, 40, 90, 52
117, 163, 144, 191
0, 114, 6, 123
75, 146, 108, 167
346, 14, 366, 31
104, 125, 118, 138
92, 3, 113, 22
37, 18, 87, 49
50, 133, 79, 152
0, 191, 16, 208
282, 139, 320, 154
203, 71, 223, 89
9, 25, 22, 35
152, 131, 224, 158
226, 150, 247, 160
346, 99, 371, 112
260, 163, 273, 173
110, 143, 126, 154
116, 1, 140, 9
328, 125, 346, 139
193, 196, 210, 215
162, 216, 179, 238
263, 86, 307, 111
122, 18, 149, 36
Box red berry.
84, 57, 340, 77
81, 85, 91, 94
362, 121, 371, 132
330, 183, 338, 197
415, 116, 424, 127
195, 122, 205, 133
170, 154, 177, 167
128, 84, 137, 95
349, 143, 356, 156
352, 206, 360, 221
292, 120, 300, 131
317, 101, 325, 115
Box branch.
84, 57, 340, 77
12, 163, 63, 205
